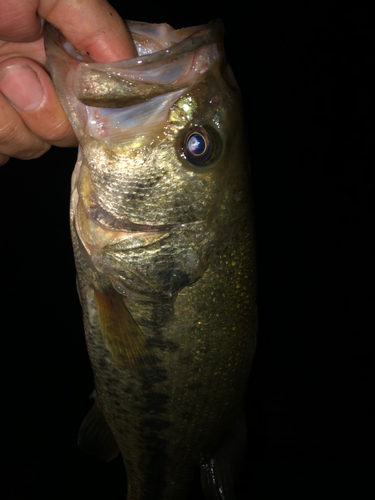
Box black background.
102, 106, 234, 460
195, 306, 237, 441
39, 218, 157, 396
1, 1, 374, 498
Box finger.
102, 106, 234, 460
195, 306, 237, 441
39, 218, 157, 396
0, 38, 46, 66
0, 0, 136, 62
40, 0, 137, 62
0, 0, 42, 42
0, 90, 51, 161
0, 57, 77, 157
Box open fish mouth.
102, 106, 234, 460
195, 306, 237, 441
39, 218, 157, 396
75, 19, 224, 107
45, 20, 225, 108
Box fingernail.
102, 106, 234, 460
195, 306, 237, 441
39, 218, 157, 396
0, 64, 44, 111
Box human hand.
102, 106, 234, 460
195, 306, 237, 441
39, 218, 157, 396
0, 0, 136, 166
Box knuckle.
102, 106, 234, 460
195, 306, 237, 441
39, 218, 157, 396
21, 142, 51, 160
44, 117, 76, 145
0, 120, 50, 160
0, 117, 19, 144
0, 153, 10, 166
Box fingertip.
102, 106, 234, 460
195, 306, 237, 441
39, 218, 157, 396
41, 0, 137, 62
46, 119, 78, 148
0, 64, 44, 111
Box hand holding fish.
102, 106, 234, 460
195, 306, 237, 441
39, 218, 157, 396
0, 0, 136, 166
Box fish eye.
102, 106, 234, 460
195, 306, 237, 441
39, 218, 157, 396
182, 127, 214, 167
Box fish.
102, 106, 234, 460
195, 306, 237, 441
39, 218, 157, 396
44, 19, 257, 500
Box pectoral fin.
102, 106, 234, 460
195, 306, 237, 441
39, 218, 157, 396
94, 287, 156, 375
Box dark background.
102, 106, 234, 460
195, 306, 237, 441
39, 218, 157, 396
1, 1, 374, 498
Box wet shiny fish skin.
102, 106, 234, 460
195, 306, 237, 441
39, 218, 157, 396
44, 19, 257, 500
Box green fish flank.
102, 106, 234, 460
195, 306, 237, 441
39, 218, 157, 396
44, 19, 257, 500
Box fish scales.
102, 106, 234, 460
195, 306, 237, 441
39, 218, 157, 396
45, 19, 257, 500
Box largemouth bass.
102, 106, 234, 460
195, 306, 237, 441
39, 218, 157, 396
44, 19, 257, 500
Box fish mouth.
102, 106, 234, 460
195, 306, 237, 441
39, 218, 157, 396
75, 19, 224, 108
44, 19, 225, 108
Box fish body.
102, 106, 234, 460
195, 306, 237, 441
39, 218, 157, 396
44, 20, 257, 500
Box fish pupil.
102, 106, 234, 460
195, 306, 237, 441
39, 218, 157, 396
187, 133, 206, 156
182, 127, 214, 166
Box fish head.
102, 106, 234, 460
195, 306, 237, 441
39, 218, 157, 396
45, 20, 249, 302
